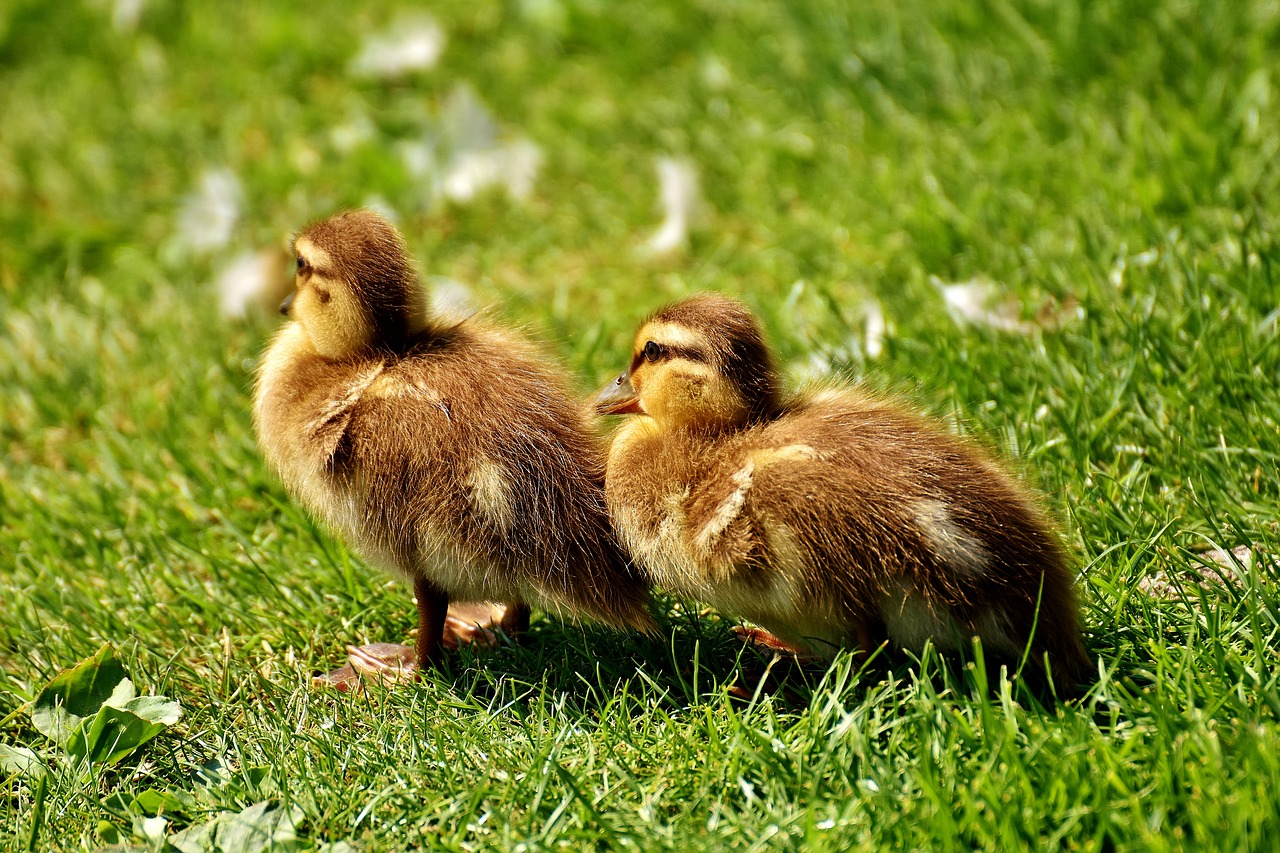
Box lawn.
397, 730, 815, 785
2, 0, 1279, 849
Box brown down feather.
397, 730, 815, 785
254, 209, 653, 638
602, 293, 1090, 693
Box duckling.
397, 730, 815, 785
254, 209, 653, 687
596, 293, 1091, 693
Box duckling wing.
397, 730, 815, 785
680, 407, 935, 611
303, 365, 386, 466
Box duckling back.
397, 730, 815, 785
780, 394, 1089, 688
608, 388, 1089, 691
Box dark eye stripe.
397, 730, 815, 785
666, 345, 705, 362
630, 344, 705, 371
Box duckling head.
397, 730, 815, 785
281, 209, 431, 359
597, 293, 780, 432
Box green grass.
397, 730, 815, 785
3, 0, 1280, 848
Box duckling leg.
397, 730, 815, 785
340, 578, 449, 683
499, 602, 531, 637
314, 585, 528, 691
312, 579, 446, 691
414, 576, 450, 668
315, 644, 416, 691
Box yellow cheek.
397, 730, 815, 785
298, 285, 373, 359
700, 383, 738, 422
640, 363, 749, 430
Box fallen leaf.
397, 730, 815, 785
67, 694, 182, 766
1138, 545, 1260, 599
32, 643, 129, 747
30, 644, 182, 766
0, 743, 46, 781
170, 801, 304, 853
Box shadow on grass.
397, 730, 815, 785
405, 601, 1109, 720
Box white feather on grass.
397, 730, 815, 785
437, 85, 542, 203
350, 16, 445, 79
932, 275, 1079, 334
1138, 545, 1260, 600
933, 275, 1030, 333
176, 168, 241, 255
863, 298, 886, 359
640, 157, 704, 257
112, 0, 145, 32
441, 140, 542, 203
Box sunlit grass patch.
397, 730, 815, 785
2, 0, 1280, 848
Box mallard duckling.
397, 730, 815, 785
254, 209, 653, 687
596, 293, 1090, 692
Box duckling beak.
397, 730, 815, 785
595, 372, 644, 415
279, 290, 296, 317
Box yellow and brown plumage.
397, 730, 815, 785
253, 209, 653, 685
597, 293, 1090, 693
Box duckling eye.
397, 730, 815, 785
296, 256, 309, 275
643, 341, 662, 362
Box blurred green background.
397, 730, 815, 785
2, 0, 1279, 849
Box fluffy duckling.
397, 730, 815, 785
254, 209, 653, 687
597, 293, 1090, 693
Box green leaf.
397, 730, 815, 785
96, 821, 122, 845
121, 694, 183, 726
103, 678, 138, 708
131, 788, 193, 818
0, 743, 47, 781
29, 644, 182, 766
169, 801, 304, 853
31, 644, 129, 747
67, 705, 172, 766
244, 765, 271, 789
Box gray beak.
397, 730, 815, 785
594, 372, 643, 415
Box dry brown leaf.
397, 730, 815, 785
1138, 545, 1259, 599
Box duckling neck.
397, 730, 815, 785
608, 415, 705, 479
663, 403, 779, 438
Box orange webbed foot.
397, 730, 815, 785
314, 601, 530, 691
732, 625, 824, 662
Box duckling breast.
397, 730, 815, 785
254, 325, 386, 532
